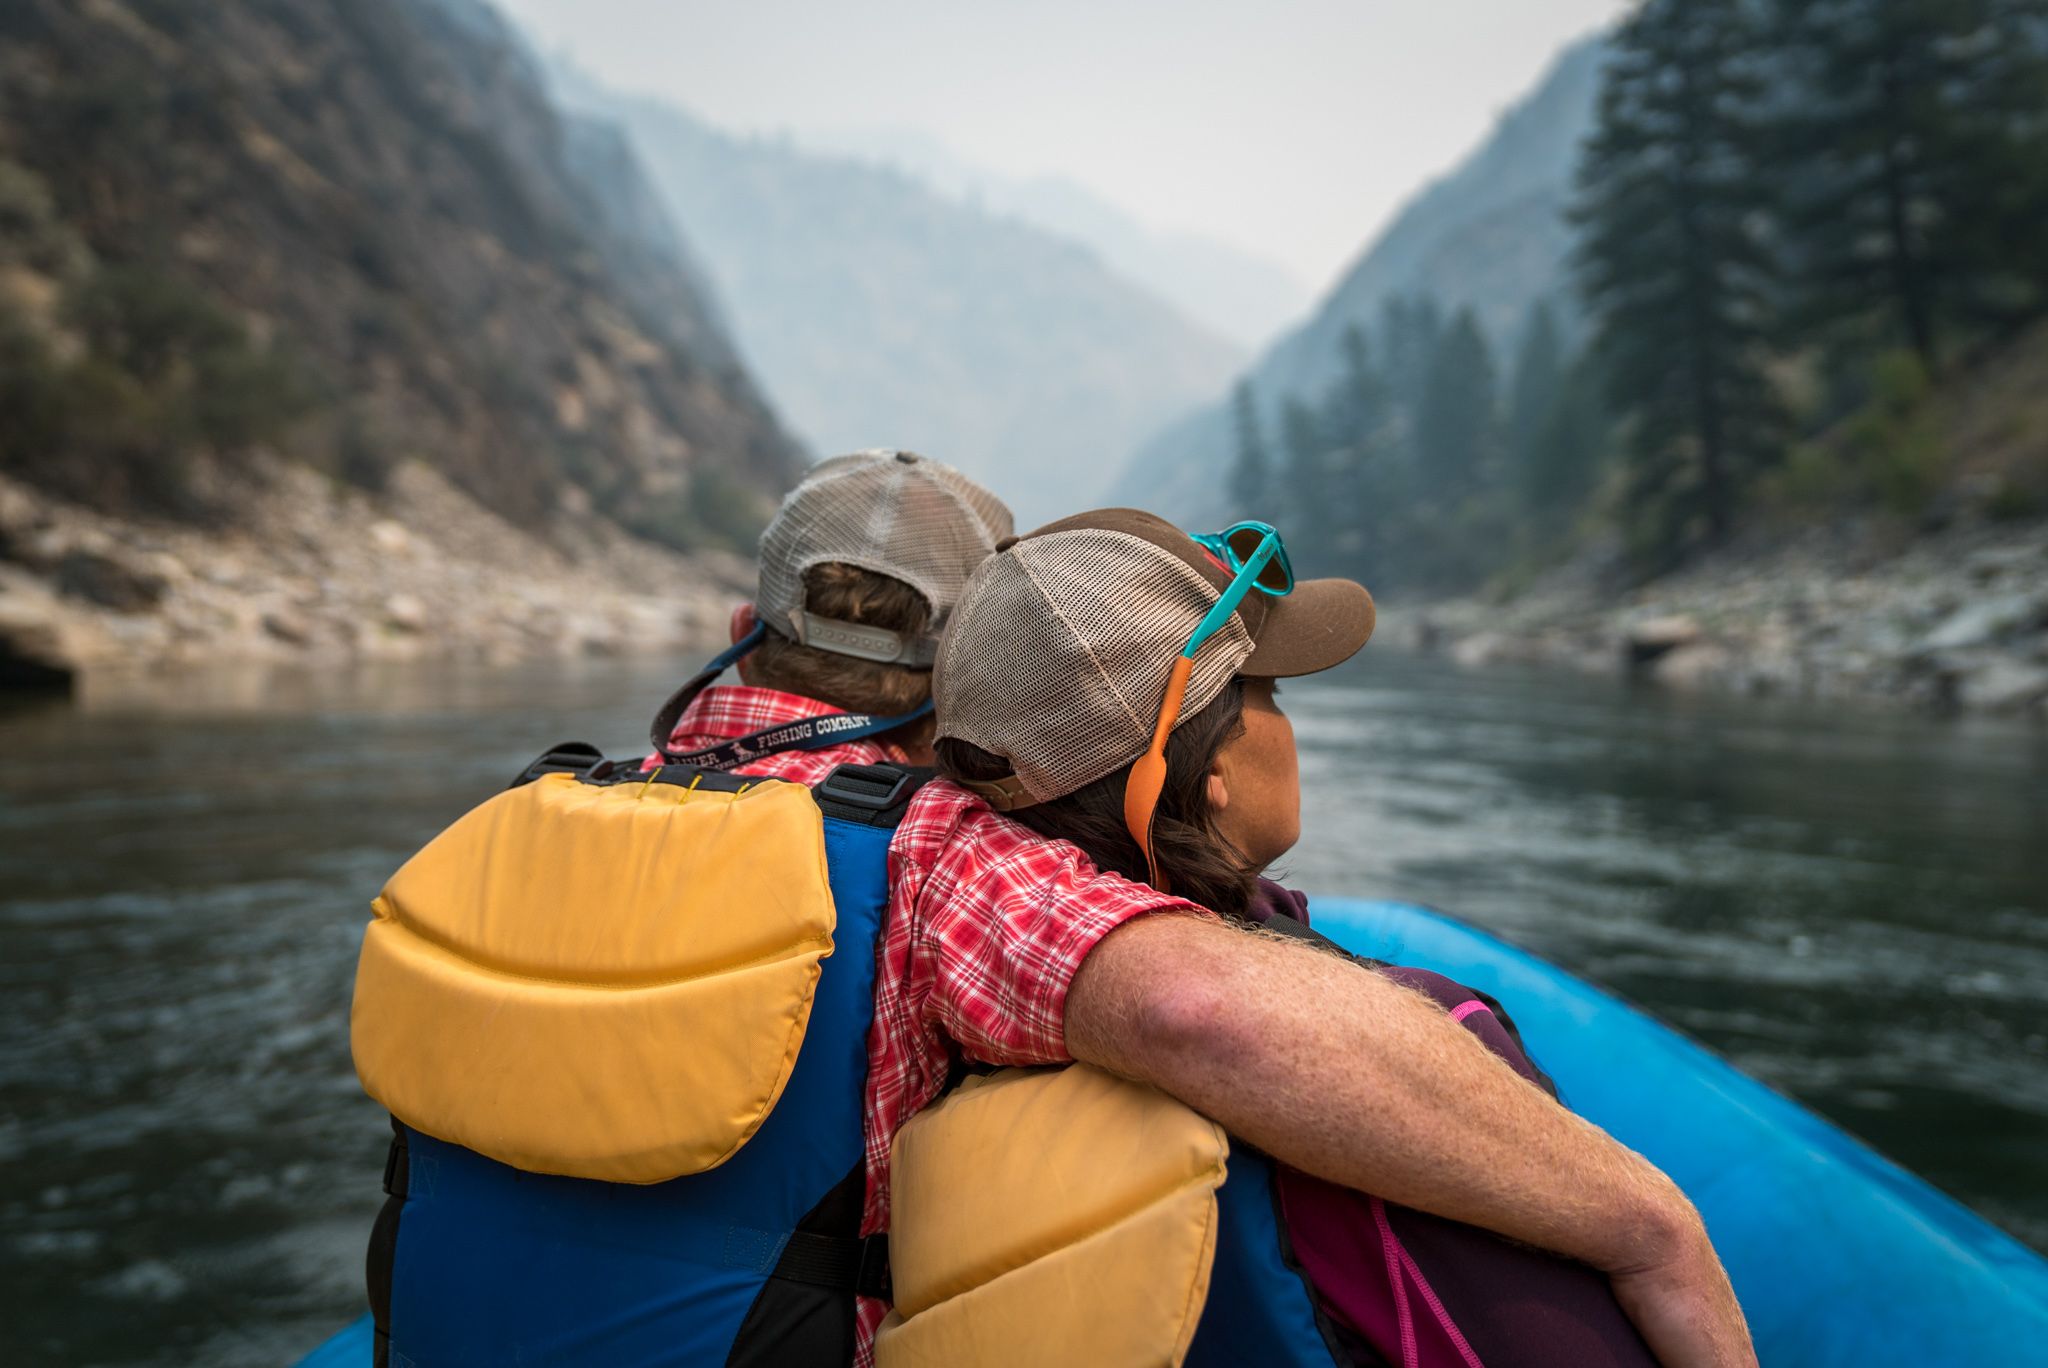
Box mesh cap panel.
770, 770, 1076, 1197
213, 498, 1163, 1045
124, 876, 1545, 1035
757, 450, 1013, 659
935, 528, 1254, 801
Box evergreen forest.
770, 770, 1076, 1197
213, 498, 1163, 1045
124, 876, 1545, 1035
1228, 0, 2048, 589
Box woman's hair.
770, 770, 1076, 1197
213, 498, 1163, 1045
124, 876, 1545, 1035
749, 562, 934, 721
937, 678, 1256, 917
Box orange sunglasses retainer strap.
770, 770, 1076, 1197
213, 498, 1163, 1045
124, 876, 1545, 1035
1122, 654, 1193, 892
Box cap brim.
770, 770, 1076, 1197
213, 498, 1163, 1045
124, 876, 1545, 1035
1240, 577, 1375, 678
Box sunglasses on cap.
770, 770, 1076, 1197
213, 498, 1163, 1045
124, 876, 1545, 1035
1190, 520, 1296, 596
1123, 520, 1293, 890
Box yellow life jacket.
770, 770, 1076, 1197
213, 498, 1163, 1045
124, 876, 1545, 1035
351, 764, 837, 1183
352, 751, 921, 1368
875, 1064, 1231, 1368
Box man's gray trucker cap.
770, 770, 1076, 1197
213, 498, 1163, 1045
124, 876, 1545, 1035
755, 450, 1014, 665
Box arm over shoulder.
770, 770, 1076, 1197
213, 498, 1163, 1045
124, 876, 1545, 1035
891, 784, 1209, 1069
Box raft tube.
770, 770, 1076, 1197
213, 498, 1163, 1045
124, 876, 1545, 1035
297, 898, 2048, 1366
1312, 898, 2048, 1365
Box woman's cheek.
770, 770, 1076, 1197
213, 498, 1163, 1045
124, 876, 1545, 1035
1280, 762, 1304, 851
1270, 713, 1304, 855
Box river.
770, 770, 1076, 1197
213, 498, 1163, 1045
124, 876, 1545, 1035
2, 649, 2043, 1366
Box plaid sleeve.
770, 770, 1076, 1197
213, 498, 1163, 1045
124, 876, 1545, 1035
907, 796, 1206, 1067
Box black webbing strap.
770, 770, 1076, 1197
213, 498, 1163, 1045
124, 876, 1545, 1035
770, 1230, 891, 1300
507, 743, 800, 798
368, 1120, 409, 1368
381, 1123, 410, 1199
812, 763, 932, 828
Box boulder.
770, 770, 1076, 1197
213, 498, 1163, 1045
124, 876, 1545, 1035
1956, 657, 2048, 716
1625, 614, 1702, 666
1914, 593, 2047, 654
262, 610, 314, 647
53, 548, 167, 613
0, 598, 76, 693
369, 520, 413, 556
383, 593, 428, 634
1649, 642, 1736, 691
1450, 632, 1514, 669
1965, 544, 2039, 586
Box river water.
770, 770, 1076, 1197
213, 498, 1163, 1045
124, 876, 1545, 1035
2, 649, 2043, 1366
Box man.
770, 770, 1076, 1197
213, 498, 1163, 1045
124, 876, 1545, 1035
642, 448, 1005, 780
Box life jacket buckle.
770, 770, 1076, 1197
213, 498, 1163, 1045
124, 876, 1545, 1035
857, 1233, 892, 1303
813, 763, 926, 826
509, 742, 613, 789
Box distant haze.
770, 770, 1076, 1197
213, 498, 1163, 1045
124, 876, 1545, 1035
493, 0, 1629, 292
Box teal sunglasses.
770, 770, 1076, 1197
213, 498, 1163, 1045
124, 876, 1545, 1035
1182, 521, 1295, 657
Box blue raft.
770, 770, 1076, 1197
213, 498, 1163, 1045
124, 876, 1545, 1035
299, 898, 2048, 1366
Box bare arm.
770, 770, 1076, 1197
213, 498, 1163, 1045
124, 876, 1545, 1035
1066, 913, 1754, 1368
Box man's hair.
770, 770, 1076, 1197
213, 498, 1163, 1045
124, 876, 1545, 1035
936, 679, 1256, 917
750, 562, 934, 717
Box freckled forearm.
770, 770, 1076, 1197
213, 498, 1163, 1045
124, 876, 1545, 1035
1065, 913, 1693, 1273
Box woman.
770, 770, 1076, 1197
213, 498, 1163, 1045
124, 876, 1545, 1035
925, 508, 1657, 1368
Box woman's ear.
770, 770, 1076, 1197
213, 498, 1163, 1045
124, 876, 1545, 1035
1205, 762, 1231, 815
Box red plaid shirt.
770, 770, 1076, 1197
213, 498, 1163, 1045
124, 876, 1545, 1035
654, 685, 1200, 1364
648, 682, 920, 784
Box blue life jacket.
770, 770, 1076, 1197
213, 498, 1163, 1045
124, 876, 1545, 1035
1187, 909, 1365, 1368
1190, 1149, 1353, 1366
361, 751, 919, 1368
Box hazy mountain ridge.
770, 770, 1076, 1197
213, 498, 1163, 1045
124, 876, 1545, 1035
805, 126, 1313, 348
548, 66, 1248, 526
0, 0, 801, 543
1112, 37, 1610, 521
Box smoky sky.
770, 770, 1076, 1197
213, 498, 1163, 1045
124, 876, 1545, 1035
495, 0, 1628, 290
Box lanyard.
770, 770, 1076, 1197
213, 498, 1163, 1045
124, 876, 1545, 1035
649, 622, 933, 771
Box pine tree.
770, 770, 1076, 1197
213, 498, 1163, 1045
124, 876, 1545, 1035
1574, 0, 1782, 552
1525, 352, 1614, 521
1413, 307, 1499, 503
1766, 0, 2048, 366
1227, 379, 1273, 516
1328, 324, 1378, 437
1508, 298, 1568, 502
1278, 396, 1335, 562
1319, 324, 1402, 578
1379, 294, 1444, 416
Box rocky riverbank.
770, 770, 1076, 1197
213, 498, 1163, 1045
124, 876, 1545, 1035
1385, 518, 2048, 718
0, 459, 748, 692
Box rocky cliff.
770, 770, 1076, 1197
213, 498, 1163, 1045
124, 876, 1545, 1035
0, 0, 802, 544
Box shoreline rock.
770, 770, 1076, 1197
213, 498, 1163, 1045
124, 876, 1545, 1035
1388, 519, 2048, 720
0, 459, 749, 689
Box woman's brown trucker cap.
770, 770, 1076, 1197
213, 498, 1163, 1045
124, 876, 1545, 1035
934, 508, 1374, 805
755, 450, 1015, 665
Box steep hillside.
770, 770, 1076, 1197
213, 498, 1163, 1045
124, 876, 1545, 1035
549, 68, 1246, 527
1386, 321, 2048, 718
1112, 37, 1610, 522
0, 0, 801, 547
